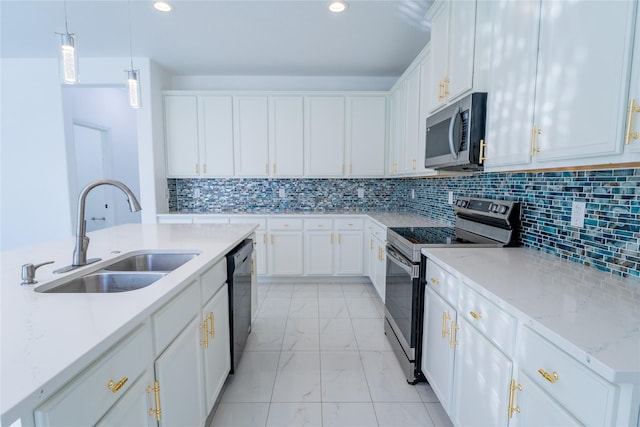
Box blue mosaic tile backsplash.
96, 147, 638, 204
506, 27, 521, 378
169, 167, 640, 278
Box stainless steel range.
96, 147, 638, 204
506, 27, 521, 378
384, 197, 520, 384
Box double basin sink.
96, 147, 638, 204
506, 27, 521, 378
36, 252, 199, 294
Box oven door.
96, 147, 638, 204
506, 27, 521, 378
384, 244, 420, 361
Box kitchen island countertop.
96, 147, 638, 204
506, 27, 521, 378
1, 222, 257, 425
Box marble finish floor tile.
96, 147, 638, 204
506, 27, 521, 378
322, 402, 378, 427
214, 280, 453, 427
266, 402, 323, 427
271, 352, 322, 402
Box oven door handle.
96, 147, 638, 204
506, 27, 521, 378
386, 245, 419, 279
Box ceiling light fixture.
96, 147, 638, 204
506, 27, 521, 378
328, 0, 348, 13
125, 0, 141, 109
153, 1, 173, 12
56, 0, 78, 84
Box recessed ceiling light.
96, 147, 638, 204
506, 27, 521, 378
328, 0, 347, 13
153, 1, 173, 12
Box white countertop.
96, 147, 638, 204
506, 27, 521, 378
0, 223, 257, 424
422, 247, 640, 384
158, 211, 450, 228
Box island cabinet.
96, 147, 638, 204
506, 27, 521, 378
33, 258, 232, 427
484, 0, 638, 171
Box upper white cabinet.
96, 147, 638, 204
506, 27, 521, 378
233, 96, 269, 177
304, 96, 346, 176
165, 95, 234, 178
426, 0, 478, 113
269, 96, 304, 177
345, 96, 387, 177
485, 0, 638, 171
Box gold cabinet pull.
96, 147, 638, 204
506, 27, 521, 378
370, 238, 374, 250
331, 233, 334, 244
449, 321, 459, 348
195, 163, 199, 174
442, 311, 451, 338
479, 139, 487, 165
443, 77, 450, 97
625, 98, 640, 145
338, 233, 341, 244
107, 376, 128, 393
271, 234, 274, 245
470, 311, 482, 320
200, 320, 209, 348
430, 278, 440, 285
251, 259, 255, 275
508, 379, 522, 418
349, 164, 353, 174
203, 163, 207, 174
438, 81, 444, 101
378, 247, 383, 261
263, 234, 267, 244
208, 312, 215, 338
265, 163, 269, 174
538, 368, 558, 384
531, 126, 542, 157
147, 381, 161, 421
273, 163, 277, 174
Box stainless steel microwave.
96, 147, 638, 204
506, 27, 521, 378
424, 92, 487, 171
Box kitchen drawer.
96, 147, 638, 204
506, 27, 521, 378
201, 258, 227, 305
230, 216, 267, 229
458, 282, 516, 356
425, 259, 458, 305
268, 217, 303, 230
34, 325, 152, 426
304, 218, 333, 230
152, 281, 200, 355
518, 326, 617, 426
367, 220, 386, 240
335, 217, 364, 230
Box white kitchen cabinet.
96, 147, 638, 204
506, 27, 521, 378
268, 218, 304, 275
388, 82, 407, 175
334, 219, 364, 275
511, 372, 582, 427
486, 0, 637, 171
269, 96, 304, 177
304, 218, 334, 275
95, 371, 156, 427
304, 96, 345, 176
422, 285, 457, 413
404, 66, 422, 174
450, 316, 513, 427
165, 95, 234, 177
153, 315, 205, 427
233, 96, 269, 177
201, 283, 230, 414
345, 96, 387, 177
34, 325, 152, 427
426, 0, 477, 113
627, 4, 640, 155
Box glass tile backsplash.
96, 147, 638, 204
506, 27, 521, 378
169, 168, 640, 278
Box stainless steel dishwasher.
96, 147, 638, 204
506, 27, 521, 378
226, 239, 253, 374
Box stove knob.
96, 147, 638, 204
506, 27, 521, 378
499, 205, 508, 214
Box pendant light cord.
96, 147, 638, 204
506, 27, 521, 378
127, 0, 134, 70
64, 0, 70, 34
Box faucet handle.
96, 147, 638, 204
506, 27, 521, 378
21, 261, 54, 285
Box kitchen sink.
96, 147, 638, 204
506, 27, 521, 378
103, 253, 199, 272
36, 272, 167, 293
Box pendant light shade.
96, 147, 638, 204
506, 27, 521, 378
59, 32, 78, 84
127, 69, 141, 109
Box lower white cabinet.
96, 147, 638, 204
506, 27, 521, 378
154, 315, 205, 426
34, 259, 233, 427
201, 283, 230, 414
304, 219, 334, 275
268, 218, 304, 275
334, 225, 364, 275
304, 218, 364, 276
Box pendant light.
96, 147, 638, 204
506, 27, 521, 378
57, 1, 78, 84
125, 0, 141, 109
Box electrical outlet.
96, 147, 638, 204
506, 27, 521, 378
194, 188, 200, 198
448, 191, 454, 204
278, 188, 286, 198
411, 189, 416, 199
571, 201, 586, 227
357, 188, 365, 198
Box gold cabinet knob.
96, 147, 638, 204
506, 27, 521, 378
430, 278, 440, 285
470, 311, 482, 320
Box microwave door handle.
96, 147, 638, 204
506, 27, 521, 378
448, 105, 461, 160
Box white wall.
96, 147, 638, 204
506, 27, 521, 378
0, 57, 165, 251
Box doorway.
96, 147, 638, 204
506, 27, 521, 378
62, 85, 142, 233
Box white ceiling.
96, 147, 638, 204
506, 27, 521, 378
1, 0, 432, 78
